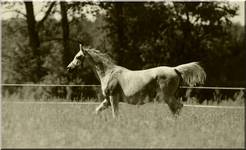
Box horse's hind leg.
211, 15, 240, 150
158, 76, 183, 115
167, 96, 183, 115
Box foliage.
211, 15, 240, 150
1, 1, 245, 102
2, 3, 103, 99
101, 2, 244, 87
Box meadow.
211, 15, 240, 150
2, 101, 244, 148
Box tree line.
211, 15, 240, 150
2, 1, 245, 101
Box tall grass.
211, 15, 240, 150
2, 102, 244, 148
2, 86, 102, 102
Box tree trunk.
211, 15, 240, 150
114, 3, 125, 66
60, 2, 70, 66
60, 2, 72, 100
24, 2, 42, 82
24, 2, 40, 50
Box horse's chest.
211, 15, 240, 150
100, 70, 120, 96
101, 76, 111, 96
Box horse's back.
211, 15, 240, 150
153, 66, 177, 77
112, 65, 178, 96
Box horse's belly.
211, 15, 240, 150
123, 95, 155, 105
121, 79, 157, 105
119, 72, 155, 97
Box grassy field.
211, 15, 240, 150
2, 101, 245, 148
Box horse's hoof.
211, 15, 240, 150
94, 110, 99, 115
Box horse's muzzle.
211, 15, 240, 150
67, 67, 73, 72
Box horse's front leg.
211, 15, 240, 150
109, 95, 119, 118
95, 98, 110, 114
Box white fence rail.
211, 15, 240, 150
179, 86, 245, 90
2, 101, 244, 109
1, 84, 245, 90
1, 84, 100, 87
2, 84, 244, 109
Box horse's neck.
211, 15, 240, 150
94, 65, 113, 80
85, 55, 115, 82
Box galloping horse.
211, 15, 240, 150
67, 44, 206, 118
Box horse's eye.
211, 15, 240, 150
76, 55, 82, 59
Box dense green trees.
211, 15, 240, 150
2, 2, 245, 101
102, 2, 244, 87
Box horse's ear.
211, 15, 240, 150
79, 44, 85, 55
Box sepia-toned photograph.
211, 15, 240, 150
1, 0, 245, 148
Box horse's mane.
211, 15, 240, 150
85, 48, 115, 67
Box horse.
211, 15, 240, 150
67, 44, 206, 118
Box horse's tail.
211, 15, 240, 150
174, 62, 206, 86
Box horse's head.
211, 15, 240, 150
67, 44, 86, 72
